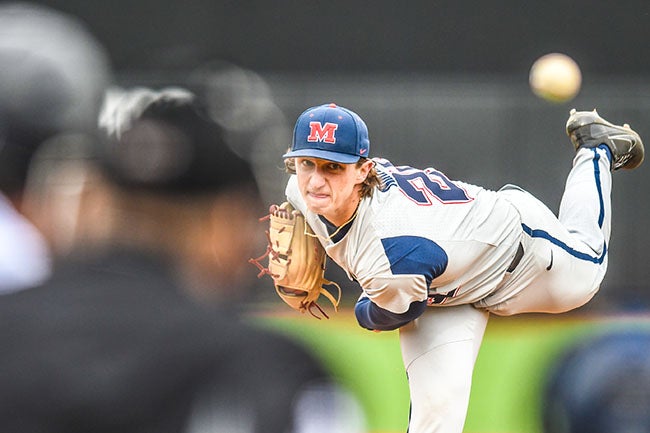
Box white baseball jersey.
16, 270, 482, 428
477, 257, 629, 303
285, 158, 523, 314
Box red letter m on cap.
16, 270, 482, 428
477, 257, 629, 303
307, 122, 338, 144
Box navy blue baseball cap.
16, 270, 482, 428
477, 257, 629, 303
283, 103, 370, 163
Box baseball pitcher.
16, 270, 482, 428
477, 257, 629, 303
254, 102, 643, 433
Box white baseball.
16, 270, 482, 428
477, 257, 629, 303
529, 53, 582, 103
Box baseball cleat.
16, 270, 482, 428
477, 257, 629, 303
566, 108, 644, 170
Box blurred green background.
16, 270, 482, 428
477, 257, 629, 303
255, 310, 650, 433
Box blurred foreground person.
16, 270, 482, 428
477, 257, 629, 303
0, 89, 364, 433
0, 2, 111, 293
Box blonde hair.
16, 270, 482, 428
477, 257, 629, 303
284, 156, 381, 199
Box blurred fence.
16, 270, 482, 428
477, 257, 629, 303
120, 71, 650, 309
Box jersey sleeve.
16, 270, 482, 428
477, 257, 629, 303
355, 235, 448, 314
354, 295, 427, 331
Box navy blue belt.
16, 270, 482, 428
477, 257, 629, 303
506, 242, 524, 273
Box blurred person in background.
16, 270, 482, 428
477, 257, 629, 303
0, 2, 112, 293
0, 88, 365, 433
187, 60, 292, 205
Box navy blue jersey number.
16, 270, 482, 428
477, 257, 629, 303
376, 159, 473, 205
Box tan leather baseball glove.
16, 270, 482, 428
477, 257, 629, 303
250, 202, 341, 318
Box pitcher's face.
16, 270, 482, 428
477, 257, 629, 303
294, 157, 369, 226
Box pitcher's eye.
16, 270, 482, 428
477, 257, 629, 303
326, 162, 343, 171
298, 159, 315, 168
